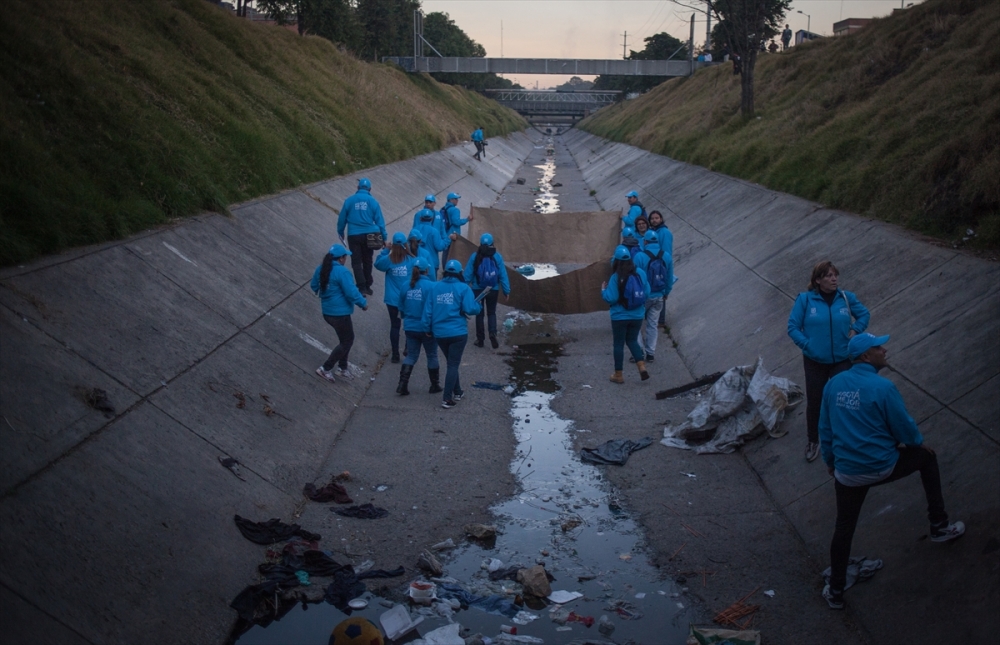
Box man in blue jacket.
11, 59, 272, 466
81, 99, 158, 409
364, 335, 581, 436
471, 127, 485, 161
623, 190, 646, 228
440, 193, 472, 264
337, 177, 387, 296
819, 333, 965, 610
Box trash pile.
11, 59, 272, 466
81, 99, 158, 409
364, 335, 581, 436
661, 357, 803, 454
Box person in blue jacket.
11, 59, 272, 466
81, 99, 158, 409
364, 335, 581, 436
788, 261, 870, 463
422, 259, 481, 409
620, 227, 641, 259
337, 178, 387, 296
648, 210, 674, 331
623, 190, 646, 228
633, 214, 650, 247
395, 258, 441, 396
633, 230, 673, 363
374, 232, 414, 364
413, 194, 448, 240
406, 229, 439, 279
471, 126, 485, 161
463, 232, 511, 349
819, 332, 965, 610
602, 245, 651, 384
440, 193, 473, 264
411, 203, 449, 275
311, 244, 368, 383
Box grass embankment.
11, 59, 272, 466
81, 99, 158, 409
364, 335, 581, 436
0, 0, 525, 265
581, 0, 999, 248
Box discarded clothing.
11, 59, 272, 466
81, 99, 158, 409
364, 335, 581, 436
435, 582, 520, 618
822, 556, 883, 590
303, 476, 353, 504
281, 538, 319, 557
661, 357, 803, 454
688, 625, 761, 645
295, 570, 311, 586
489, 565, 522, 582
233, 515, 321, 544
472, 381, 506, 390
324, 564, 405, 610
580, 437, 654, 465
333, 503, 389, 519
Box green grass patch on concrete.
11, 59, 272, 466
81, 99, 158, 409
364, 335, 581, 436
0, 0, 525, 265
581, 0, 999, 248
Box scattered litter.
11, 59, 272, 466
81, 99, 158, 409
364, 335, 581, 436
295, 571, 310, 585
635, 592, 646, 599
821, 556, 883, 590
380, 604, 424, 641
431, 538, 455, 551
333, 503, 388, 519
547, 590, 583, 604
516, 178, 526, 185
580, 437, 655, 465
334, 470, 352, 482
677, 602, 685, 609
465, 523, 498, 540
84, 388, 115, 416
376, 485, 388, 492
555, 626, 572, 632
681, 472, 697, 479
411, 622, 464, 645
218, 456, 247, 481
655, 372, 725, 400
417, 550, 444, 576
409, 580, 437, 604
619, 553, 632, 561
512, 610, 539, 625
661, 357, 803, 454
436, 582, 519, 617
598, 615, 615, 635
501, 624, 517, 634
763, 590, 775, 598
348, 598, 368, 609
503, 318, 515, 332
606, 599, 642, 620
303, 476, 353, 504
473, 381, 506, 390
687, 625, 761, 645
567, 612, 594, 627
233, 515, 320, 544
713, 586, 761, 629
560, 517, 582, 532
503, 384, 516, 394
484, 558, 504, 572
581, 384, 592, 389
496, 635, 544, 644
514, 265, 536, 276
354, 559, 374, 574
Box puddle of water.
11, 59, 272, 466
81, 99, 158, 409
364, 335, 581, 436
533, 141, 559, 214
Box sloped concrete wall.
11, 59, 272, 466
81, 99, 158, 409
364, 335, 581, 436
0, 134, 536, 644
563, 128, 999, 641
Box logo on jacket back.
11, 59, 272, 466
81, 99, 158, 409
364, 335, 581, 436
405, 288, 422, 302
354, 202, 368, 211
436, 292, 455, 305
391, 266, 408, 277
835, 390, 861, 411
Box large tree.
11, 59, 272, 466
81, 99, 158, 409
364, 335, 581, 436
593, 31, 689, 94
355, 0, 420, 61
257, 0, 359, 47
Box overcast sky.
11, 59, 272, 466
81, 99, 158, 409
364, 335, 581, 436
420, 0, 925, 88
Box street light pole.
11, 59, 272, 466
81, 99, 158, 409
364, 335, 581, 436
797, 9, 811, 34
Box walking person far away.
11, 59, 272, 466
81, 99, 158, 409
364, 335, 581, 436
820, 332, 965, 610
337, 177, 387, 296
788, 261, 870, 463
471, 126, 485, 161
422, 259, 481, 409
781, 24, 792, 50
312, 244, 368, 383
602, 245, 651, 384
464, 232, 511, 349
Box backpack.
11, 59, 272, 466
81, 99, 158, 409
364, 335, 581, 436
476, 254, 499, 288
644, 249, 668, 293
621, 272, 646, 309
627, 244, 641, 260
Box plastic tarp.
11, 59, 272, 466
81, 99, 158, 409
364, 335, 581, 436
661, 357, 803, 454
580, 437, 655, 465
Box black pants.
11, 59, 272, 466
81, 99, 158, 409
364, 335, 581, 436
474, 140, 484, 159
473, 288, 499, 342
386, 304, 401, 356
830, 446, 948, 591
803, 355, 852, 443
347, 234, 375, 290
322, 314, 355, 371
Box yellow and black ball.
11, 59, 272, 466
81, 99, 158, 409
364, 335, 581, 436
328, 617, 384, 645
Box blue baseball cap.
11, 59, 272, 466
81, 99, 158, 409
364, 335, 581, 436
643, 230, 658, 243
622, 226, 636, 240
613, 245, 631, 261
408, 228, 423, 241
447, 192, 461, 200
626, 190, 639, 198
358, 178, 371, 190
480, 232, 494, 246
848, 333, 890, 360
329, 243, 351, 258
444, 259, 463, 274
391, 232, 407, 245
413, 257, 431, 272
424, 194, 436, 203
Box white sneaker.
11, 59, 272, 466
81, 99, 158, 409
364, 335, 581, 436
335, 367, 354, 380
930, 520, 965, 543
315, 367, 336, 383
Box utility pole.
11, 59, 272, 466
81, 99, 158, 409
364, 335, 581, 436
705, 1, 712, 52
621, 31, 628, 59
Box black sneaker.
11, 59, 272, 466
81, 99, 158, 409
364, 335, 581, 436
628, 356, 637, 363
391, 354, 400, 364
490, 335, 499, 349
441, 399, 457, 409
363, 287, 374, 296
822, 585, 844, 610
645, 353, 654, 363
474, 339, 485, 348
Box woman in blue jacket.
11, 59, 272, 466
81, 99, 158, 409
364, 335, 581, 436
407, 229, 440, 278
422, 259, 482, 409
395, 258, 441, 396
374, 232, 414, 364
787, 260, 870, 462
602, 246, 652, 384
311, 244, 368, 383
463, 233, 511, 349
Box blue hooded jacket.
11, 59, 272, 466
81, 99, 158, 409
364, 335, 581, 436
623, 202, 645, 228
602, 269, 651, 320
337, 189, 387, 239
413, 208, 448, 242
633, 243, 673, 298
650, 222, 673, 256
819, 363, 922, 475
422, 276, 481, 338
471, 128, 484, 142
788, 289, 870, 364
442, 203, 469, 236
311, 262, 367, 316
398, 275, 436, 333
373, 250, 414, 305
463, 249, 511, 295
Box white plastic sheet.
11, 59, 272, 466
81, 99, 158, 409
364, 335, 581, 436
661, 357, 803, 454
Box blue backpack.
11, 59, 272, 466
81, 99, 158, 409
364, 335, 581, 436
622, 273, 646, 309
476, 254, 499, 288
644, 249, 668, 293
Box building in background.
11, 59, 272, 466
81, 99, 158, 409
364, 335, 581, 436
833, 18, 872, 36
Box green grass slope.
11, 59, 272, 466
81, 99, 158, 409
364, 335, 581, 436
581, 0, 999, 248
0, 0, 525, 265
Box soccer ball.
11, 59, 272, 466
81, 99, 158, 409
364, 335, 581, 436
328, 617, 384, 645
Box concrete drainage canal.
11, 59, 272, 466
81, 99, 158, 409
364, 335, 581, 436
235, 326, 690, 645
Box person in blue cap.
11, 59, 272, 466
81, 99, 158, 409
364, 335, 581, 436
374, 232, 415, 363
406, 229, 439, 279
440, 193, 473, 265
311, 243, 368, 383
395, 257, 441, 396
647, 210, 674, 331
788, 260, 870, 463
620, 226, 641, 259
633, 230, 673, 363
471, 126, 485, 161
337, 178, 387, 296
463, 232, 511, 349
602, 245, 651, 384
819, 332, 965, 610
623, 190, 646, 228
412, 194, 448, 246
422, 259, 481, 409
